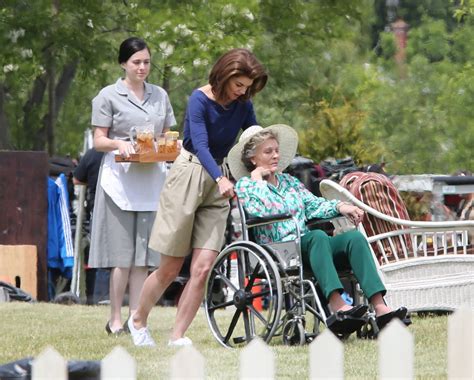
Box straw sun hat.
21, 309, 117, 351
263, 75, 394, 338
227, 124, 299, 180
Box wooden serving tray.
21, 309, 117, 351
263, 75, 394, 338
115, 151, 179, 163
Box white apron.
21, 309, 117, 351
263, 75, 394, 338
100, 151, 167, 211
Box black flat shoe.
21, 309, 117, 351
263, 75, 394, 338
336, 304, 369, 319
327, 314, 366, 337
122, 318, 130, 334
376, 307, 408, 331
105, 322, 124, 337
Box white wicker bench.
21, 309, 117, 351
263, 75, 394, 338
320, 179, 474, 312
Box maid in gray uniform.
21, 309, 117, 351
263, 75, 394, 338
89, 37, 176, 335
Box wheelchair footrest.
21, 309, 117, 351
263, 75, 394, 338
326, 313, 367, 337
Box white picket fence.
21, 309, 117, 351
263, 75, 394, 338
31, 308, 473, 380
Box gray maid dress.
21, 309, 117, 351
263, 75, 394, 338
88, 78, 176, 269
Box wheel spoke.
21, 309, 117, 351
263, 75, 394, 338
247, 304, 270, 326
242, 308, 253, 342
215, 270, 238, 293
223, 309, 242, 344
247, 288, 270, 299
208, 298, 235, 312
205, 244, 283, 348
237, 251, 248, 289
245, 262, 261, 291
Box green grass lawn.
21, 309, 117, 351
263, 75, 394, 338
0, 303, 448, 379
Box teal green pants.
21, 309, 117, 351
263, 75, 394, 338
301, 229, 386, 301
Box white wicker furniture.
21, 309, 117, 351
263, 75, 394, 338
320, 179, 474, 312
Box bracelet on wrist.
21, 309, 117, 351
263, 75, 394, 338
215, 176, 224, 184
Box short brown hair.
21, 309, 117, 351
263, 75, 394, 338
209, 48, 268, 103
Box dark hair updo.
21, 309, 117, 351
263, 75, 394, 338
118, 37, 150, 64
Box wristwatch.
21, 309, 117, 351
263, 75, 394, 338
215, 176, 224, 183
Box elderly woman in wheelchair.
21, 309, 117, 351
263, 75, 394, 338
203, 124, 408, 348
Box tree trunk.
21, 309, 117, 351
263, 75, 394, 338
25, 61, 77, 152
53, 61, 77, 116
0, 83, 12, 150
162, 64, 171, 93
46, 51, 55, 156
40, 61, 78, 155
24, 75, 47, 150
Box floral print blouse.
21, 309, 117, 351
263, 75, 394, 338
235, 173, 341, 244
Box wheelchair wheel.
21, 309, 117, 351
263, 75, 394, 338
304, 297, 323, 343
276, 278, 324, 345
282, 318, 305, 346
204, 241, 283, 348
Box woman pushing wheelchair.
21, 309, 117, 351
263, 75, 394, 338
228, 124, 409, 337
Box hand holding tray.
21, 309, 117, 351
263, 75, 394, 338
115, 151, 179, 163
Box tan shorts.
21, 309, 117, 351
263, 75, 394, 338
148, 151, 230, 257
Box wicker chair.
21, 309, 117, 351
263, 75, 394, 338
320, 179, 474, 313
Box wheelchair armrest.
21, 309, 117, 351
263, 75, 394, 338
306, 217, 333, 229
306, 215, 348, 227
306, 215, 352, 236
306, 217, 336, 236
246, 213, 293, 228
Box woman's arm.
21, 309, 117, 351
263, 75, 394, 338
288, 175, 340, 220
93, 127, 134, 157
235, 177, 282, 218
297, 174, 364, 225
187, 94, 234, 197
336, 201, 365, 225
187, 98, 221, 177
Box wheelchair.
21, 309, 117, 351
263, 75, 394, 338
204, 196, 380, 348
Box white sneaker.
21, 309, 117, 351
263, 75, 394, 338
127, 317, 156, 347
168, 336, 193, 347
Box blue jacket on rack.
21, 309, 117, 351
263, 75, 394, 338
47, 173, 74, 277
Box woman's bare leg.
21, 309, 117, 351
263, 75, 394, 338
328, 291, 352, 313
109, 267, 130, 331
127, 266, 149, 316
170, 248, 217, 340
370, 292, 392, 316
132, 255, 184, 329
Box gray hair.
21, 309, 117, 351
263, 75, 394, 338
241, 130, 279, 172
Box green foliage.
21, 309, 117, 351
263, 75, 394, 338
362, 5, 474, 174
406, 17, 450, 63
130, 0, 261, 126
453, 0, 474, 21
378, 31, 397, 61
298, 97, 385, 166
449, 22, 474, 62
1, 0, 473, 175
397, 0, 457, 30
0, 0, 139, 153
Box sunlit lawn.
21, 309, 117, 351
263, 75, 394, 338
0, 303, 448, 379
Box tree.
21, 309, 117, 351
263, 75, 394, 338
0, 0, 139, 153
3, 0, 471, 175
1, 0, 377, 163
363, 12, 474, 173
254, 0, 378, 164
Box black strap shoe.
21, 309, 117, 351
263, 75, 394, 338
335, 304, 369, 319
327, 314, 366, 337
376, 307, 408, 331
105, 322, 124, 337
